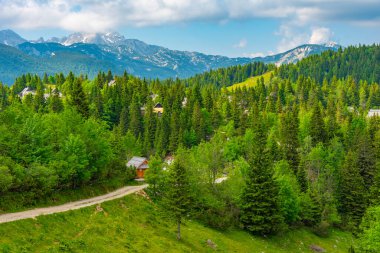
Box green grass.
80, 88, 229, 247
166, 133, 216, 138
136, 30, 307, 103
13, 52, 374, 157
227, 71, 273, 91
0, 175, 138, 214
0, 194, 354, 253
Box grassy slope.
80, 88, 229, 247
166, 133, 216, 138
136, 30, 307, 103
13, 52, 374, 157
227, 71, 273, 91
0, 194, 354, 253
0, 176, 138, 214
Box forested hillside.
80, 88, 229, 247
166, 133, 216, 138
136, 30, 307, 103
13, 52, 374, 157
0, 44, 379, 252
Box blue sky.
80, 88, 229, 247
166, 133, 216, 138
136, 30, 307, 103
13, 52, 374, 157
0, 0, 379, 57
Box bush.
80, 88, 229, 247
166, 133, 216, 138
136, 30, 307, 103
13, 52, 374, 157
0, 166, 13, 193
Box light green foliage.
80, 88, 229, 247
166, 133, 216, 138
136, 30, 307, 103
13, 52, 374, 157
227, 71, 274, 91
224, 157, 249, 204
0, 166, 13, 192
274, 160, 301, 224
357, 206, 380, 252
145, 155, 165, 199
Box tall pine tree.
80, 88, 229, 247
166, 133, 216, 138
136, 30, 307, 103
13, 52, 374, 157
240, 121, 283, 235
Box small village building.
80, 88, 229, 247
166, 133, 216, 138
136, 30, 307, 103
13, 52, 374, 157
108, 80, 116, 87
163, 155, 174, 171
182, 97, 187, 108
126, 156, 149, 179
149, 93, 158, 100
368, 109, 380, 117
19, 87, 35, 98
153, 103, 164, 114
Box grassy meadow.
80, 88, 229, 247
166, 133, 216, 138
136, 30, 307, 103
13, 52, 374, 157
0, 193, 354, 253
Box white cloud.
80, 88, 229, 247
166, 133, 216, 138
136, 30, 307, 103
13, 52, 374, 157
275, 25, 337, 52
243, 52, 264, 58
276, 24, 309, 52
0, 0, 379, 32
234, 38, 247, 48
309, 27, 333, 44
0, 0, 377, 53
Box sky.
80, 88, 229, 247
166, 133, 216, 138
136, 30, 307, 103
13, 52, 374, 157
0, 0, 379, 57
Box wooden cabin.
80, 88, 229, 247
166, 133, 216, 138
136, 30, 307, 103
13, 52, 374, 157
126, 156, 149, 179
153, 103, 164, 114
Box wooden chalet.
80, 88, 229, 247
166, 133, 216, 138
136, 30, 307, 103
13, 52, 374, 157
153, 103, 164, 114
126, 156, 149, 179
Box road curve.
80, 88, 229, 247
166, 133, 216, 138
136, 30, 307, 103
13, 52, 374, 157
0, 184, 148, 224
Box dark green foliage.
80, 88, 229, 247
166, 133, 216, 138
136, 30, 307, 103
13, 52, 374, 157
164, 158, 193, 240
278, 45, 380, 84
68, 78, 89, 117
299, 190, 322, 227
279, 107, 299, 171
339, 151, 366, 229
310, 103, 327, 145
185, 61, 274, 88
240, 121, 284, 235
129, 94, 143, 137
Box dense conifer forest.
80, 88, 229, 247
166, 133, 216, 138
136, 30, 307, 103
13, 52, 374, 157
0, 44, 379, 251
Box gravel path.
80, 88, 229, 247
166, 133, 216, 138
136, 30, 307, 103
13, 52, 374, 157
0, 184, 148, 224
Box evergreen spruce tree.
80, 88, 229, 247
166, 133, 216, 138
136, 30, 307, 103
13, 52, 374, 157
48, 89, 63, 113
129, 94, 143, 138
119, 106, 129, 135
299, 189, 322, 227
33, 84, 45, 112
340, 151, 366, 227
279, 107, 300, 172
310, 103, 327, 145
191, 102, 203, 143
164, 159, 192, 240
69, 78, 89, 117
369, 167, 380, 205
356, 131, 376, 188
169, 110, 180, 152
240, 121, 283, 235
143, 99, 156, 155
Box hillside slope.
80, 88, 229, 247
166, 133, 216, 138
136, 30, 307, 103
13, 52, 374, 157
227, 71, 273, 91
0, 194, 353, 252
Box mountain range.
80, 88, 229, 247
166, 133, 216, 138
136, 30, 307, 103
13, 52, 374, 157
0, 29, 340, 84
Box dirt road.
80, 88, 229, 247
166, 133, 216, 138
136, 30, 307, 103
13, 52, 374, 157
0, 184, 148, 224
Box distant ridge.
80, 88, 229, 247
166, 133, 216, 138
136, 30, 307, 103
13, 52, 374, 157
0, 29, 340, 84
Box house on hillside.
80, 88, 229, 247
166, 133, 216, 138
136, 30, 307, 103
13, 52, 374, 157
149, 92, 158, 100
182, 97, 187, 108
108, 80, 116, 87
126, 156, 149, 179
19, 87, 35, 98
153, 103, 164, 114
163, 155, 174, 171
368, 109, 380, 117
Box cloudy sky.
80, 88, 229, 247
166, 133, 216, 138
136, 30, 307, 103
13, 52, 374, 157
0, 0, 379, 57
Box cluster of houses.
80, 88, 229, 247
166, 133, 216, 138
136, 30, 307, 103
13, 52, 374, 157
18, 84, 191, 118
19, 87, 63, 100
